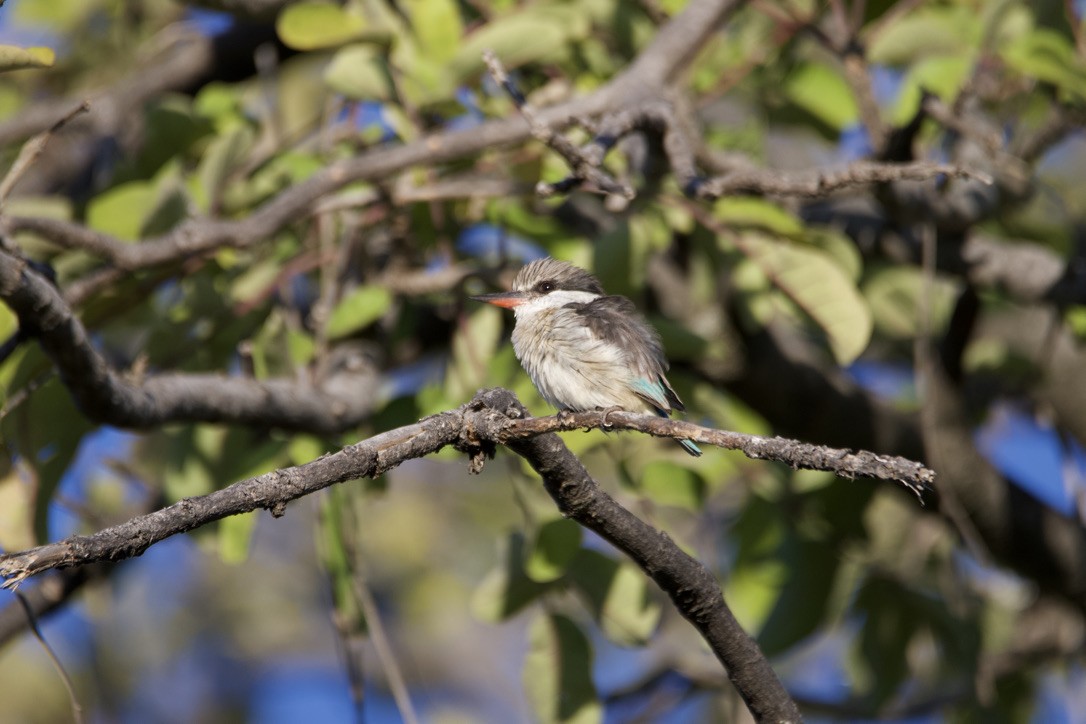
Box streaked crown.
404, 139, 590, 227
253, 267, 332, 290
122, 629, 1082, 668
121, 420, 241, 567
511, 258, 605, 296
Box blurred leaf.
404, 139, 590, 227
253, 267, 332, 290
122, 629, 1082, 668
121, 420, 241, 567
230, 258, 281, 306
451, 7, 588, 79
730, 232, 873, 365
126, 99, 214, 182
139, 167, 190, 237
726, 495, 788, 630
0, 467, 36, 552
0, 302, 16, 342
1003, 28, 1086, 101
853, 574, 981, 706
194, 82, 245, 130
446, 304, 503, 402
783, 63, 858, 131
756, 537, 839, 656
324, 44, 395, 101
568, 550, 662, 647
651, 315, 708, 361
407, 0, 462, 64
471, 532, 552, 621
326, 286, 392, 339
276, 1, 368, 50
0, 45, 54, 73
639, 461, 706, 510
197, 124, 255, 213
523, 612, 602, 724
863, 266, 956, 339
86, 181, 154, 241
891, 55, 972, 125
867, 6, 975, 64
8, 378, 94, 542
807, 228, 862, 282
288, 435, 327, 466
13, 0, 90, 30
524, 517, 582, 582
218, 511, 258, 564
715, 197, 804, 237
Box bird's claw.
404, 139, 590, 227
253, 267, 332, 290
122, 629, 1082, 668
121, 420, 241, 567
599, 406, 623, 429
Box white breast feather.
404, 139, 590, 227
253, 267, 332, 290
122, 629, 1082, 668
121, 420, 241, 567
511, 301, 652, 413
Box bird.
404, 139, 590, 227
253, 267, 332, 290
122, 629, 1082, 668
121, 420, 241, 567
471, 258, 702, 456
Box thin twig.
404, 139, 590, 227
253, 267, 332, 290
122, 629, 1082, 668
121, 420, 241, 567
482, 50, 635, 199
501, 409, 934, 500
16, 592, 84, 724
0, 101, 90, 206
350, 576, 421, 724
694, 160, 992, 199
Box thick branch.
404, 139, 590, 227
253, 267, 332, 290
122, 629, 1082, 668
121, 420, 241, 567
0, 407, 466, 586
469, 389, 801, 722
0, 387, 805, 722
0, 246, 380, 432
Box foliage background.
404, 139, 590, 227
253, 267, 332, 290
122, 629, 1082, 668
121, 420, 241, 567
1, 0, 1085, 721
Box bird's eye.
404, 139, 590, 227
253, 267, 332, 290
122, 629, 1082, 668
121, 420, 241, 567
537, 281, 555, 293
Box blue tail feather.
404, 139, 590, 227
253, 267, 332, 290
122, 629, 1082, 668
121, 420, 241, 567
652, 407, 702, 457
678, 438, 703, 457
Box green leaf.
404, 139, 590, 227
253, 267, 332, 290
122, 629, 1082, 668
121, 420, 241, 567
891, 55, 973, 126
639, 461, 706, 510
867, 6, 975, 65
9, 378, 94, 542
1002, 28, 1086, 102
0, 46, 54, 73
715, 197, 804, 238
218, 511, 258, 564
196, 124, 254, 213
450, 8, 586, 80
471, 533, 551, 622
288, 435, 327, 466
86, 181, 155, 241
852, 575, 980, 706
725, 496, 788, 632
326, 286, 392, 339
568, 550, 662, 647
755, 537, 839, 656
407, 0, 462, 64
523, 613, 602, 724
729, 232, 873, 365
324, 44, 395, 101
445, 303, 503, 402
863, 265, 956, 339
783, 63, 858, 131
229, 258, 281, 308
276, 1, 368, 50
807, 228, 862, 282
524, 517, 582, 582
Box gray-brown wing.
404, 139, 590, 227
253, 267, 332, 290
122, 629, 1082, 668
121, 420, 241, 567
565, 295, 686, 413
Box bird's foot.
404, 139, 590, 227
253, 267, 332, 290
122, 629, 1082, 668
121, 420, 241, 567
598, 405, 623, 429
557, 409, 577, 426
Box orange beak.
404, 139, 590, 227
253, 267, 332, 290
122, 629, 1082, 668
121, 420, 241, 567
470, 291, 527, 309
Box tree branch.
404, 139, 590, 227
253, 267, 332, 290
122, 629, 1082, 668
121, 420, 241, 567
0, 405, 466, 587
502, 409, 933, 499
473, 389, 802, 722
4, 0, 747, 274
0, 244, 383, 432
0, 386, 809, 722
480, 59, 989, 203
